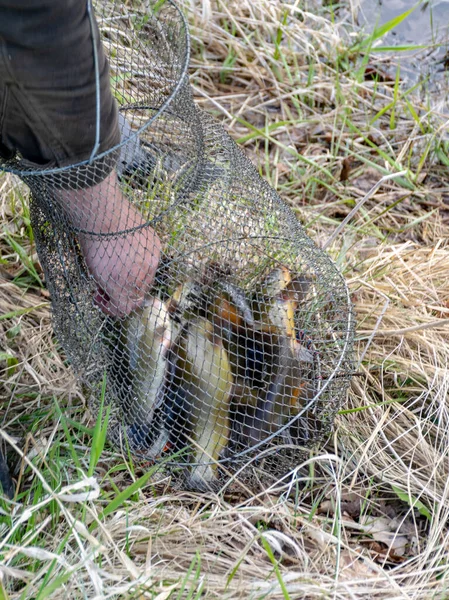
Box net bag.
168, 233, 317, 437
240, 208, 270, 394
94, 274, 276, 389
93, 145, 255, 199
1, 0, 354, 491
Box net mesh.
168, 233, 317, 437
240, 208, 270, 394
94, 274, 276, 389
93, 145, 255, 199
1, 0, 354, 491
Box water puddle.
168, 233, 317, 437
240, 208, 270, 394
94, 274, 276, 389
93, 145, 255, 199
358, 0, 449, 113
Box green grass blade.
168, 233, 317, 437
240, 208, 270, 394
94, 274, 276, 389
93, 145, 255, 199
0, 582, 10, 600
34, 569, 73, 600
175, 553, 199, 600
273, 10, 288, 61
4, 232, 43, 287
391, 485, 432, 520
88, 373, 111, 477
260, 535, 291, 600
94, 470, 155, 524
0, 303, 48, 321
390, 64, 401, 130
371, 44, 428, 52
368, 6, 418, 46
53, 398, 82, 472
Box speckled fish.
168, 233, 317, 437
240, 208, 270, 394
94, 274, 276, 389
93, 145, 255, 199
169, 279, 204, 320
246, 335, 314, 445
242, 266, 315, 445
121, 296, 174, 453
251, 266, 312, 357
167, 316, 233, 490
204, 274, 275, 389
251, 267, 307, 328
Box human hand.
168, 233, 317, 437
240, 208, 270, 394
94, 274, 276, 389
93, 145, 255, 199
62, 171, 161, 317
79, 224, 161, 317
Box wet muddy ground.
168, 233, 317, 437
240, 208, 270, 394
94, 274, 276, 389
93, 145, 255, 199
324, 0, 449, 113
361, 0, 449, 47
362, 1, 449, 110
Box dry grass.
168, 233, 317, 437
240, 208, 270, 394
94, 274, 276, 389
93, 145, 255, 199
2, 0, 449, 598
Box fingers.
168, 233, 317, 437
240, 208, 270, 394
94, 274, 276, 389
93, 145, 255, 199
81, 227, 161, 317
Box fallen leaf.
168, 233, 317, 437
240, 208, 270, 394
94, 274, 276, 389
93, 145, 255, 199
317, 497, 361, 519
360, 516, 409, 557
338, 550, 378, 580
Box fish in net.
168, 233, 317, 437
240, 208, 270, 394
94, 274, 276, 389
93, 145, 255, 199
0, 0, 354, 491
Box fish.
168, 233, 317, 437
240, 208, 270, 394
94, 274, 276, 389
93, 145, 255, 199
163, 266, 314, 461
202, 267, 312, 451
245, 335, 314, 446
204, 274, 272, 388
256, 265, 293, 298
212, 280, 255, 329
120, 296, 173, 453
251, 266, 310, 334
167, 317, 233, 490
169, 273, 262, 385
239, 266, 315, 446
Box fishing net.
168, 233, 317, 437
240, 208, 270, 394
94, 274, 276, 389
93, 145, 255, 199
0, 0, 354, 491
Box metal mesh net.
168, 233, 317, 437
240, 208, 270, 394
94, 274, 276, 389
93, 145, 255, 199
1, 0, 354, 491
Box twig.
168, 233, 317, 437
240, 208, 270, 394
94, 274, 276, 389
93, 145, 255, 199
357, 318, 449, 338
323, 170, 409, 251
